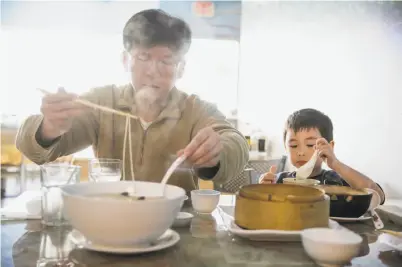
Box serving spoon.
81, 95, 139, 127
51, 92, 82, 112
122, 155, 187, 199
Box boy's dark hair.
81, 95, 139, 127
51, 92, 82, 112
283, 108, 334, 142
122, 9, 192, 54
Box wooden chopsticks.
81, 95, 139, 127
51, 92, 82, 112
380, 229, 402, 238
37, 88, 138, 120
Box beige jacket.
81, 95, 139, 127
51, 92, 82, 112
16, 84, 249, 193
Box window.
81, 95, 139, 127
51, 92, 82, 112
176, 38, 239, 117
2, 27, 240, 157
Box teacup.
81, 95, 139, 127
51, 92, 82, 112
191, 189, 220, 214
283, 178, 321, 186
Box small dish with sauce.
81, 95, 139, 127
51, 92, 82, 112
172, 212, 194, 228
317, 185, 373, 218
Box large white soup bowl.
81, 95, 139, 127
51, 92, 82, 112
61, 181, 187, 246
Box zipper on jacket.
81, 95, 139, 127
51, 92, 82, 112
139, 129, 147, 166
138, 121, 155, 165
138, 118, 164, 166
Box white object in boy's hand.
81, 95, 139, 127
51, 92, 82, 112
296, 150, 318, 179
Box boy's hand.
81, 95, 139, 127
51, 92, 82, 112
316, 138, 339, 169
259, 165, 277, 184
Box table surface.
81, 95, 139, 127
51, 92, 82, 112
2, 196, 402, 267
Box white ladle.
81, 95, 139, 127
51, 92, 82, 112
296, 150, 318, 179
160, 155, 187, 186
123, 155, 187, 198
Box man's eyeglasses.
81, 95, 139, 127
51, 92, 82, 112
130, 52, 181, 74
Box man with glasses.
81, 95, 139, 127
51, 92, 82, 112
16, 9, 249, 193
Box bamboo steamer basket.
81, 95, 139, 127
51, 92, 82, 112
235, 184, 330, 230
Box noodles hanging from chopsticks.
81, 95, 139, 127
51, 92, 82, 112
122, 116, 135, 188
38, 88, 136, 187
126, 117, 135, 184
37, 88, 200, 192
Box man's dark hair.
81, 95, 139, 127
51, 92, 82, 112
123, 9, 192, 54
283, 108, 334, 142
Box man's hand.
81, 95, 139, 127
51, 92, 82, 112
178, 126, 222, 168
315, 138, 339, 169
39, 87, 85, 141
259, 165, 277, 184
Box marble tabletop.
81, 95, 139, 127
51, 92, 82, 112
2, 197, 402, 267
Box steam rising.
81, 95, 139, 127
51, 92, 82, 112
134, 86, 167, 116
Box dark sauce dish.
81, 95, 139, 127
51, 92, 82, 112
317, 185, 372, 218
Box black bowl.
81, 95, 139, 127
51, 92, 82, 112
318, 185, 372, 218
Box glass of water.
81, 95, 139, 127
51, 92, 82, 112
40, 163, 80, 226
37, 226, 74, 267
89, 158, 122, 182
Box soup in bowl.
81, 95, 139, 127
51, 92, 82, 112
317, 185, 372, 218
61, 181, 187, 246
283, 178, 321, 186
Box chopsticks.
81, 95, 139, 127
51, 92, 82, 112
380, 229, 402, 238
37, 88, 138, 120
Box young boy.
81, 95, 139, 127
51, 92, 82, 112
259, 108, 385, 204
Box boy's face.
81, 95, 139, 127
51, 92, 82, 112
285, 127, 331, 170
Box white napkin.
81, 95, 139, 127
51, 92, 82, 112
217, 205, 236, 228
1, 190, 42, 220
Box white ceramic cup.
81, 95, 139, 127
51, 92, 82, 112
191, 189, 221, 214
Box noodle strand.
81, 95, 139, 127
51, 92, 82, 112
122, 117, 135, 191
122, 117, 129, 181
128, 118, 135, 184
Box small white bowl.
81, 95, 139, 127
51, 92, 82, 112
191, 189, 220, 214
301, 228, 362, 267
172, 212, 194, 228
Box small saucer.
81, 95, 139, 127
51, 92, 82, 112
228, 220, 340, 242
378, 233, 402, 253
330, 215, 371, 222
69, 229, 180, 254
172, 212, 194, 228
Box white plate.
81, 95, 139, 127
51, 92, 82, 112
378, 233, 402, 253
70, 229, 180, 254
228, 220, 341, 242
330, 215, 371, 222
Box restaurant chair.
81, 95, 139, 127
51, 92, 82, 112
214, 156, 288, 193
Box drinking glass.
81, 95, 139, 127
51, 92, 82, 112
37, 226, 74, 267
89, 158, 122, 182
40, 163, 80, 226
